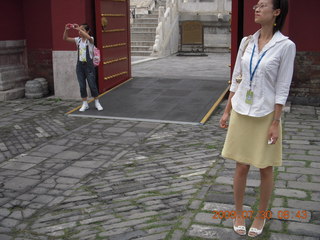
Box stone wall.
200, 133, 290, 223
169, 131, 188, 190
0, 40, 29, 101
289, 52, 320, 106
27, 49, 54, 94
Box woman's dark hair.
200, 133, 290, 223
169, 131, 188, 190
81, 23, 91, 33
272, 0, 288, 33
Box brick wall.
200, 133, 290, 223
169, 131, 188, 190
27, 49, 54, 93
289, 52, 320, 106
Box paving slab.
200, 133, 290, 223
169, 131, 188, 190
0, 55, 319, 240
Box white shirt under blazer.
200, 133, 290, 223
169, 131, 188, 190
230, 30, 296, 117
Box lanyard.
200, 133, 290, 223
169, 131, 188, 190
249, 45, 268, 88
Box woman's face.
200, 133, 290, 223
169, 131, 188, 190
79, 25, 88, 37
254, 0, 279, 26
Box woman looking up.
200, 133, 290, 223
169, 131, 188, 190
220, 0, 295, 237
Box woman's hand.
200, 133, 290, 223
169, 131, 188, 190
65, 24, 70, 31
220, 112, 230, 129
63, 24, 75, 42
268, 122, 280, 144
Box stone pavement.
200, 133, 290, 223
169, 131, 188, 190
0, 97, 319, 240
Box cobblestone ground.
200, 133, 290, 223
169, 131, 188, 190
0, 99, 93, 163
0, 99, 319, 240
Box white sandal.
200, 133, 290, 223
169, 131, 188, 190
248, 219, 266, 237
233, 219, 246, 236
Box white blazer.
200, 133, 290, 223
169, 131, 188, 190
230, 30, 296, 117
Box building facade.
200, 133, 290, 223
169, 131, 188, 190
1, 0, 319, 104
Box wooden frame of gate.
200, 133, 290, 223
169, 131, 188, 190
95, 0, 132, 93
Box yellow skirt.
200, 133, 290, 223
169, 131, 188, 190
221, 110, 282, 169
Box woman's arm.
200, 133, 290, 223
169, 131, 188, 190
268, 104, 283, 144
63, 24, 75, 43
75, 26, 94, 44
269, 42, 296, 144
219, 91, 235, 128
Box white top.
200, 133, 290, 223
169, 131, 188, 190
75, 37, 94, 62
230, 30, 296, 117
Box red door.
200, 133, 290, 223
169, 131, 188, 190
95, 0, 131, 93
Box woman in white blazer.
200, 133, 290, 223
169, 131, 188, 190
220, 0, 295, 237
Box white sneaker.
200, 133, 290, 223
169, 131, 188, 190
79, 103, 89, 112
95, 100, 103, 111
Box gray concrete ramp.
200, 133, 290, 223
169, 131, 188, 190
67, 54, 230, 125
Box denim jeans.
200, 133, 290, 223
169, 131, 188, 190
76, 45, 99, 98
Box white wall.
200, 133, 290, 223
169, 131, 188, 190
53, 51, 92, 100
179, 0, 231, 13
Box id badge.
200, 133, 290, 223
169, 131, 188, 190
245, 90, 254, 105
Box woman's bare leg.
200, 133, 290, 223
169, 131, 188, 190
249, 166, 273, 236
233, 162, 250, 234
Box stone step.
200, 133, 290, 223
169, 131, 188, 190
133, 18, 158, 24
0, 65, 24, 72
131, 23, 158, 28
135, 13, 159, 19
0, 87, 25, 101
131, 51, 152, 56
131, 41, 155, 47
0, 65, 28, 91
142, 13, 159, 18
131, 45, 153, 51
131, 27, 156, 33
131, 32, 156, 41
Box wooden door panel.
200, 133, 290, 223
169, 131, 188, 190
95, 0, 131, 93
103, 60, 129, 75
100, 2, 127, 13
103, 47, 128, 60
101, 32, 128, 44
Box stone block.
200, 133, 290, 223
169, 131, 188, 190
54, 150, 86, 160
171, 230, 183, 240
311, 163, 320, 169
269, 219, 283, 231
25, 79, 43, 99
215, 176, 260, 187
289, 155, 320, 161
110, 229, 148, 240
272, 198, 284, 207
189, 200, 202, 210
282, 160, 306, 167
270, 233, 319, 240
0, 218, 19, 228
287, 199, 320, 211
271, 207, 311, 222
0, 234, 11, 240
288, 181, 320, 191
0, 66, 28, 91
288, 222, 320, 237
311, 192, 320, 201
57, 166, 93, 178
187, 224, 242, 239
34, 78, 49, 96
0, 87, 25, 101
3, 177, 39, 191
1, 161, 35, 171
274, 188, 307, 198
